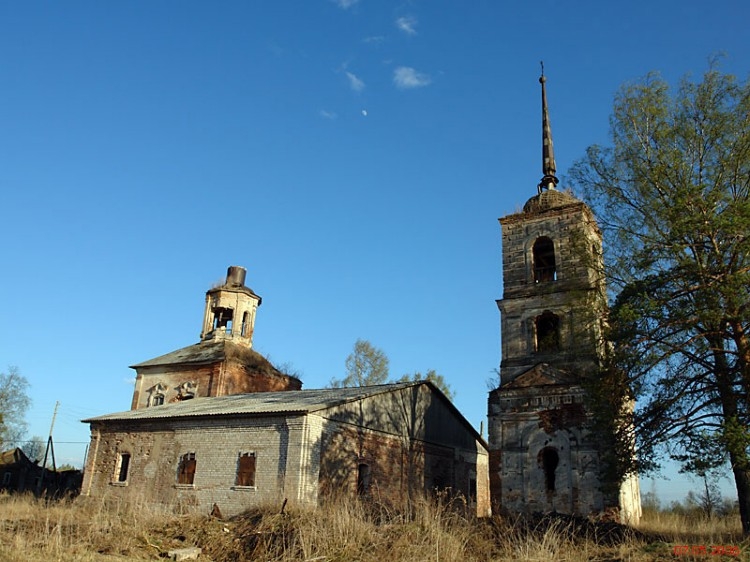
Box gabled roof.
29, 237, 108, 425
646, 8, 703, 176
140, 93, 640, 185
83, 382, 418, 422
500, 363, 576, 390
0, 447, 34, 467
82, 381, 487, 447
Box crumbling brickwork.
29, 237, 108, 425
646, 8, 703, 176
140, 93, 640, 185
489, 189, 641, 524
131, 349, 302, 410
130, 266, 302, 411
318, 384, 491, 515
82, 415, 309, 515
84, 382, 490, 518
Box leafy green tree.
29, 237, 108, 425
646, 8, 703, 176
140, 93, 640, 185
398, 370, 455, 401
329, 339, 390, 387
0, 366, 31, 449
570, 64, 750, 534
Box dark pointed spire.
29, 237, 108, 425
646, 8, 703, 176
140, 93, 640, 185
538, 62, 559, 193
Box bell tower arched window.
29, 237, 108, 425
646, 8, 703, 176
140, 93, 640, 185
533, 237, 556, 282
212, 307, 234, 334
535, 311, 560, 352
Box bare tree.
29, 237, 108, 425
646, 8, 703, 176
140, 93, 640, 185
22, 435, 45, 462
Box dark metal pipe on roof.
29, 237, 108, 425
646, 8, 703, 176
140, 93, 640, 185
226, 266, 247, 287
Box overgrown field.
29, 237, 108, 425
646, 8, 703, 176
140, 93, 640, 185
0, 492, 746, 561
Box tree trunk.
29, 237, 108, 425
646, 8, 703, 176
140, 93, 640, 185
730, 461, 750, 536
711, 336, 750, 535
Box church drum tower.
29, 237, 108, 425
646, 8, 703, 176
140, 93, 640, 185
487, 71, 641, 522
130, 266, 302, 410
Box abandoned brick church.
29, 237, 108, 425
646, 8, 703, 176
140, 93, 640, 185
82, 267, 491, 517
81, 73, 640, 523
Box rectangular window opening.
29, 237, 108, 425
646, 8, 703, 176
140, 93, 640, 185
117, 453, 131, 483
213, 307, 234, 333
357, 463, 372, 496
235, 452, 256, 487
178, 452, 197, 485
469, 478, 477, 503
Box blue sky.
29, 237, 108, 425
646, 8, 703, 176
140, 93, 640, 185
1, 1, 747, 504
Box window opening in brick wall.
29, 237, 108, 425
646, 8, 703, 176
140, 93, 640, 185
235, 452, 256, 487
2, 472, 10, 485
177, 453, 196, 485
533, 236, 557, 282
116, 452, 131, 483
357, 463, 371, 496
148, 383, 168, 407
179, 381, 197, 401
469, 478, 477, 503
213, 307, 234, 333
241, 311, 249, 336
539, 447, 559, 492
535, 311, 560, 352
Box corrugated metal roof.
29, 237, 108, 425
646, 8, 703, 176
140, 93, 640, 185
82, 382, 417, 423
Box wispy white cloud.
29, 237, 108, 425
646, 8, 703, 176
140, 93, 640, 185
395, 15, 418, 35
363, 35, 385, 45
346, 71, 365, 92
333, 0, 359, 9
393, 66, 431, 89
319, 110, 338, 119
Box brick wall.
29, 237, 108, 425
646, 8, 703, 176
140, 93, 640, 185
85, 385, 490, 517
82, 414, 308, 516
318, 421, 490, 516
131, 358, 301, 410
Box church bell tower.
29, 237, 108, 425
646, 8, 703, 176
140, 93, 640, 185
129, 265, 302, 410
200, 265, 261, 346
487, 70, 640, 522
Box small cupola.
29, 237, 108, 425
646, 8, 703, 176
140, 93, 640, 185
200, 266, 261, 346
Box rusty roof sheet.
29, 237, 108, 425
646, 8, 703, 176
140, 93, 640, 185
0, 448, 30, 466
131, 340, 275, 370
82, 382, 417, 423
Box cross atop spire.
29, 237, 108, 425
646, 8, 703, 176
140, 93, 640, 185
538, 62, 559, 193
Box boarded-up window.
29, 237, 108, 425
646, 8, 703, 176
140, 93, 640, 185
116, 453, 131, 482
235, 452, 256, 487
177, 453, 196, 485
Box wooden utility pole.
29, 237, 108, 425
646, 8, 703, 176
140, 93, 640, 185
36, 401, 59, 496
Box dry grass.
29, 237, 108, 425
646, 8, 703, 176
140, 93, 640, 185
0, 492, 747, 562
